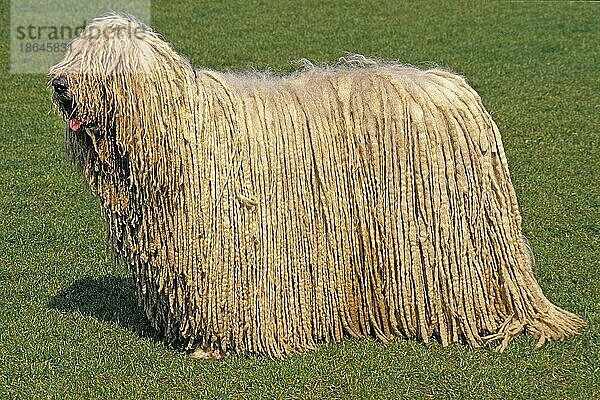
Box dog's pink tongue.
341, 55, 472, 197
69, 117, 83, 132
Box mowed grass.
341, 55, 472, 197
1, 1, 598, 399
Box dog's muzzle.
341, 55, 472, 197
51, 76, 90, 132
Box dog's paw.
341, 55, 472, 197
188, 346, 225, 360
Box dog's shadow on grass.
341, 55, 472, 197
48, 275, 160, 341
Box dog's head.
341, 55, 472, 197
49, 13, 198, 199
49, 12, 200, 212
49, 13, 195, 144
50, 14, 143, 134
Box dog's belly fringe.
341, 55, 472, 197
129, 66, 583, 357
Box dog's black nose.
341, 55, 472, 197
52, 77, 68, 95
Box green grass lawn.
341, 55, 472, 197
1, 1, 598, 398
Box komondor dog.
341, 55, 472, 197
49, 14, 583, 358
